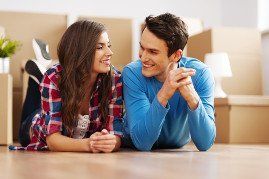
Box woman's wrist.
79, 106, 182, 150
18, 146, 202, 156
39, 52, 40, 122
113, 135, 122, 151
82, 138, 93, 152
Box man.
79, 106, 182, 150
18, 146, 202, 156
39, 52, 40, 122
122, 13, 216, 151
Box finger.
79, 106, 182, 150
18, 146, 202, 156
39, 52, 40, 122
175, 79, 192, 88
92, 140, 116, 145
91, 148, 101, 153
93, 145, 114, 153
92, 144, 114, 149
101, 129, 109, 135
178, 67, 196, 73
173, 68, 195, 76
169, 68, 195, 79
97, 148, 113, 153
90, 142, 101, 153
166, 62, 177, 76
92, 132, 102, 137
91, 134, 115, 141
174, 71, 195, 81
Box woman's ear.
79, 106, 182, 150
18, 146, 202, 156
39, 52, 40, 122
170, 49, 183, 62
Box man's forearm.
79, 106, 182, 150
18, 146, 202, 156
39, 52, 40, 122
185, 86, 200, 110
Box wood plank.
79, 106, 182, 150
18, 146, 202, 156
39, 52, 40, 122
1, 144, 269, 179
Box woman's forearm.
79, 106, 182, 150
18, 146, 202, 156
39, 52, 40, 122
46, 132, 91, 152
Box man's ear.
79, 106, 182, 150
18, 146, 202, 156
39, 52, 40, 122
170, 49, 183, 62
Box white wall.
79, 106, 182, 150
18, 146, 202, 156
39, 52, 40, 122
258, 0, 269, 31
262, 31, 269, 95
0, 0, 222, 27
1, 0, 269, 94
258, 0, 269, 95
0, 0, 222, 60
220, 0, 258, 28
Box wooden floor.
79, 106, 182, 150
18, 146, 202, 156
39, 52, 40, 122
1, 144, 269, 179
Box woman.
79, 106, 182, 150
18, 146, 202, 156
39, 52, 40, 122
12, 20, 124, 152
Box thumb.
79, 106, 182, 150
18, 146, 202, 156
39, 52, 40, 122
166, 62, 177, 76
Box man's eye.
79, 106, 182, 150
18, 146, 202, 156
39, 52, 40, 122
150, 50, 157, 54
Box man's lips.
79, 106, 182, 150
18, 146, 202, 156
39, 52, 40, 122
142, 63, 155, 68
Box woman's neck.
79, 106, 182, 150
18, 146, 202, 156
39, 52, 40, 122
89, 72, 98, 87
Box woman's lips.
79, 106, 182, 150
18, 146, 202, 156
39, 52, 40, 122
101, 59, 111, 66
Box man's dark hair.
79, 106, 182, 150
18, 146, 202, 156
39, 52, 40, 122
143, 13, 189, 57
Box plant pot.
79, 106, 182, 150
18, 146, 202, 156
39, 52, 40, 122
0, 57, 10, 73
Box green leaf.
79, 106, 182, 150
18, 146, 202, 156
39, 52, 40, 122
0, 37, 22, 58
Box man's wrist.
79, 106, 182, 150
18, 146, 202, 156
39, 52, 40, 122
157, 89, 170, 107
186, 92, 200, 110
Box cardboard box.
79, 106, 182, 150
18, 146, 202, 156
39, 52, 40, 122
215, 95, 269, 143
0, 26, 4, 36
79, 16, 133, 71
187, 28, 262, 95
0, 74, 13, 145
0, 11, 68, 140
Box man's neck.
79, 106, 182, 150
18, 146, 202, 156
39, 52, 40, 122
155, 62, 178, 82
155, 72, 166, 82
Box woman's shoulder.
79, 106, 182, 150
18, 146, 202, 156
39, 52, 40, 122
111, 65, 122, 82
43, 63, 62, 88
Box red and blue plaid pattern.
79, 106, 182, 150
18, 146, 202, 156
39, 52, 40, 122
10, 64, 123, 151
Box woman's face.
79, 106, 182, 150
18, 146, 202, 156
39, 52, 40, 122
92, 32, 113, 74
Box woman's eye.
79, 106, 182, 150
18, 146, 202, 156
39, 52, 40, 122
97, 46, 103, 50
108, 44, 112, 48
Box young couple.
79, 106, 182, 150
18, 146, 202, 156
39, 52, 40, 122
14, 13, 216, 152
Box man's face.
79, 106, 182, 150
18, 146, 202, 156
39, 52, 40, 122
139, 28, 174, 82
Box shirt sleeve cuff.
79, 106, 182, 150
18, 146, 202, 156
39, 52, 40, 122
154, 95, 170, 113
187, 99, 202, 117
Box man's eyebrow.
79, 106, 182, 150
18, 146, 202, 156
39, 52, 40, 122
139, 42, 159, 52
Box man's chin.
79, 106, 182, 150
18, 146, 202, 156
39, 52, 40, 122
142, 69, 155, 78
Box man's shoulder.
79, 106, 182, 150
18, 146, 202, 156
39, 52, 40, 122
180, 56, 207, 72
122, 60, 143, 78
181, 56, 213, 87
124, 60, 142, 70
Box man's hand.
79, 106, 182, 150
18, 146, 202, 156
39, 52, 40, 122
157, 62, 196, 107
177, 72, 200, 110
90, 129, 121, 153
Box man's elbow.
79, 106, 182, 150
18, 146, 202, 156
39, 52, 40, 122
195, 136, 215, 151
196, 142, 214, 151
135, 144, 152, 151
131, 134, 153, 151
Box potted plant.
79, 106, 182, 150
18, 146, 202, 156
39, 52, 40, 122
0, 37, 21, 73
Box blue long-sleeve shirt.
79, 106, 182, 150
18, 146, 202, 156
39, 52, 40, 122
122, 56, 216, 151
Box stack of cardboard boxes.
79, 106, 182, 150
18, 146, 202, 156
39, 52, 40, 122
0, 26, 13, 145
187, 28, 269, 143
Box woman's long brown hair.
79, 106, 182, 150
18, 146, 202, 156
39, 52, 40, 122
57, 20, 112, 133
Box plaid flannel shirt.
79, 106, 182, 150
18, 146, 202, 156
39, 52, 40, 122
11, 63, 123, 151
